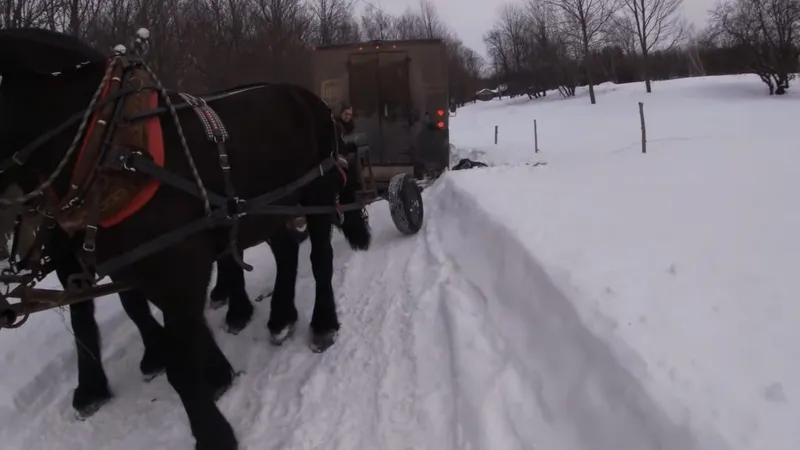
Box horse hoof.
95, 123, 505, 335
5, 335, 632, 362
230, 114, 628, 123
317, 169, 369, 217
209, 287, 229, 310
225, 317, 251, 335
140, 346, 167, 380
195, 425, 238, 450
213, 380, 233, 402
142, 368, 165, 382
268, 322, 296, 346
72, 390, 112, 420
309, 329, 338, 353
225, 302, 254, 335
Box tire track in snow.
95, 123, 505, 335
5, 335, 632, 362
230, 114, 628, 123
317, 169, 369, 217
248, 213, 432, 450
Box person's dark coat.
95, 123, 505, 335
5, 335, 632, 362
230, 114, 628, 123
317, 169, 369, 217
336, 117, 357, 154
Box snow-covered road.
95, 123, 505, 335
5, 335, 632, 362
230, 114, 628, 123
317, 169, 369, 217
0, 185, 553, 450
0, 173, 711, 450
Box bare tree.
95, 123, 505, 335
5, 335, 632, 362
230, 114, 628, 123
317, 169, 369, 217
2, 0, 51, 28
606, 12, 637, 55
249, 0, 313, 81
709, 0, 800, 94
308, 0, 357, 45
545, 0, 620, 103
360, 6, 395, 40
416, 0, 448, 38
620, 0, 686, 92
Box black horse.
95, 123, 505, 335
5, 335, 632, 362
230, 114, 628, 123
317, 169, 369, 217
45, 227, 257, 419
3, 190, 257, 418
0, 28, 370, 450
64, 204, 364, 420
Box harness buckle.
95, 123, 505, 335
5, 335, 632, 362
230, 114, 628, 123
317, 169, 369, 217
212, 131, 226, 144
83, 225, 98, 252
219, 154, 230, 170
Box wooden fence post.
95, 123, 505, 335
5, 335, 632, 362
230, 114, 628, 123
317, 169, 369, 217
494, 125, 498, 144
534, 119, 539, 152
639, 102, 647, 154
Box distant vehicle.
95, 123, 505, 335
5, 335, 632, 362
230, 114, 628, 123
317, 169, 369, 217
311, 38, 451, 185
475, 88, 497, 101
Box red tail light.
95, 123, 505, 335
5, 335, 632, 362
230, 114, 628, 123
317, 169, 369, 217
436, 109, 444, 117
437, 121, 445, 128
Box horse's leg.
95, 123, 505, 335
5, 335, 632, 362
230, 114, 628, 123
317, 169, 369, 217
266, 230, 299, 345
209, 260, 229, 310
57, 262, 112, 419
118, 289, 166, 380
305, 213, 339, 353
217, 253, 254, 335
142, 257, 237, 450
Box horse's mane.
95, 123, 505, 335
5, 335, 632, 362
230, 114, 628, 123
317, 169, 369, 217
0, 28, 107, 75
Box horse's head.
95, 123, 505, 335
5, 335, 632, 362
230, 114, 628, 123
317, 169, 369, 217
0, 28, 108, 199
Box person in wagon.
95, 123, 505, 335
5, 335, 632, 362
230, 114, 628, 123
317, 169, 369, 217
337, 103, 355, 136
336, 103, 359, 155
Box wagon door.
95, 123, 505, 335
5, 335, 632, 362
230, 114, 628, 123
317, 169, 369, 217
347, 53, 381, 162
376, 51, 412, 164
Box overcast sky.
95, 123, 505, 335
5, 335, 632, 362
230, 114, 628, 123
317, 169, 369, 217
356, 0, 718, 58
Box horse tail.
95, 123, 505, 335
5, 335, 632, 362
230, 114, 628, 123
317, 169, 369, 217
335, 152, 370, 251
285, 84, 371, 251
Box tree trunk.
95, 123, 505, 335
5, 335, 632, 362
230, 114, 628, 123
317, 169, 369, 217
582, 32, 596, 104
643, 51, 652, 93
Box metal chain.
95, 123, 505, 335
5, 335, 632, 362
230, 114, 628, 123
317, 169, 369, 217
0, 59, 119, 208
139, 63, 211, 215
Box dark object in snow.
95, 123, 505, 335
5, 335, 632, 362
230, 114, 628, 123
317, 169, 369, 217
452, 158, 489, 170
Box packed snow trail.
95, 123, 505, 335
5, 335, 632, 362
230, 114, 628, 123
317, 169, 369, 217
0, 174, 715, 449
0, 192, 539, 449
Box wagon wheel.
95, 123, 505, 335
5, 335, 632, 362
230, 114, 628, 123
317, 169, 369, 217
388, 173, 423, 235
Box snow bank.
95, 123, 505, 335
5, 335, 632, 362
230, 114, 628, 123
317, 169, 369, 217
426, 172, 728, 450
443, 74, 800, 450
442, 150, 800, 449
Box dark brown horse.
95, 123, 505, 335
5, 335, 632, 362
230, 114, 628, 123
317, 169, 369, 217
0, 27, 370, 450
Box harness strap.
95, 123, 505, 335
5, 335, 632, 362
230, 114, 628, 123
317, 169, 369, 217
0, 84, 155, 175
125, 85, 270, 123
96, 212, 226, 277
242, 157, 338, 215
0, 83, 262, 177
94, 156, 345, 277
177, 92, 251, 271
8, 214, 23, 266
124, 151, 227, 206
19, 212, 55, 273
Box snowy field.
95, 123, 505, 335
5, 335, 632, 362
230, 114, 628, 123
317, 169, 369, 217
0, 74, 797, 450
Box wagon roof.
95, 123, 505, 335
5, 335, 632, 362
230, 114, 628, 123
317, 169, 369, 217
313, 38, 445, 51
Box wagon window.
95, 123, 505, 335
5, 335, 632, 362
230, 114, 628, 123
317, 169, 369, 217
378, 52, 410, 121
347, 53, 378, 118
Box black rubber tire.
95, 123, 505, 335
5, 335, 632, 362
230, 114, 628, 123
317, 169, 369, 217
388, 173, 424, 235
